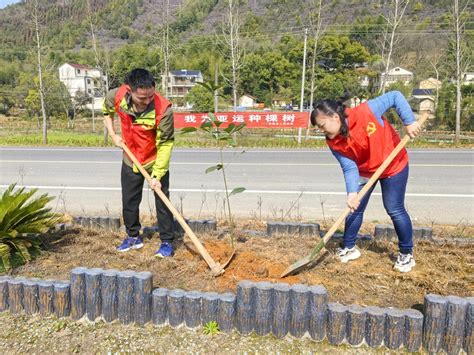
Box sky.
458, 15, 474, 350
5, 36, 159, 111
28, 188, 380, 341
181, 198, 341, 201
0, 0, 21, 9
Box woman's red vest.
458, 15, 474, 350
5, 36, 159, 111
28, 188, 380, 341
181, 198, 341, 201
113, 85, 171, 166
326, 102, 408, 178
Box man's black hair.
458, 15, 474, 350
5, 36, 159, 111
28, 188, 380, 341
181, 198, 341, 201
125, 68, 155, 91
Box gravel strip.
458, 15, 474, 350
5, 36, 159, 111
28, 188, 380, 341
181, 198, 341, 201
0, 312, 400, 354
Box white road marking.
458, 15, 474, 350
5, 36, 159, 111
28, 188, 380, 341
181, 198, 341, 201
0, 185, 472, 198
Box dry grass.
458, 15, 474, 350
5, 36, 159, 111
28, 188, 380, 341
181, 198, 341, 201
9, 219, 473, 310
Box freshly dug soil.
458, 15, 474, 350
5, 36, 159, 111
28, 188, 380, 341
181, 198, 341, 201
10, 220, 474, 309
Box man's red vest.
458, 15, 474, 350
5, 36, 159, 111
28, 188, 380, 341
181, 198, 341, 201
326, 102, 408, 178
114, 85, 171, 166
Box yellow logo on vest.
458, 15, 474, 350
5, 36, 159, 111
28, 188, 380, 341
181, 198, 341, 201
367, 122, 377, 137
140, 124, 155, 131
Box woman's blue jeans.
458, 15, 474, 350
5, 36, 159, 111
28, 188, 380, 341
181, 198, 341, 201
343, 164, 413, 254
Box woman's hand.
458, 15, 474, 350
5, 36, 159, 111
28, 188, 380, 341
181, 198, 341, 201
406, 122, 421, 138
347, 192, 360, 212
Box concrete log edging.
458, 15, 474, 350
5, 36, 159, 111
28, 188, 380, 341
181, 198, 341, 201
375, 224, 433, 241
0, 270, 472, 353
72, 216, 121, 231
267, 221, 473, 247
70, 216, 217, 234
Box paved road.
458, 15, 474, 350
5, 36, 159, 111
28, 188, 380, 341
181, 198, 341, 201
0, 147, 473, 225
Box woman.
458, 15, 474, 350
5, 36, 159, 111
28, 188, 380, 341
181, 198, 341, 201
310, 91, 421, 272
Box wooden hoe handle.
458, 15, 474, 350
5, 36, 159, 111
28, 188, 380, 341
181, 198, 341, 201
121, 144, 224, 276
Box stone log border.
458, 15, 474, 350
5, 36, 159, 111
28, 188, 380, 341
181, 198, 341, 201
0, 270, 472, 353
66, 217, 472, 246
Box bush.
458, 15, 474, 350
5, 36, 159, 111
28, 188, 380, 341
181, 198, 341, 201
0, 184, 62, 271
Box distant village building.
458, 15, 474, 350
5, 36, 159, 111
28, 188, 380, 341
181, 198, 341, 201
409, 77, 441, 117
239, 94, 257, 108
162, 70, 203, 108
272, 97, 290, 109
376, 66, 414, 89
58, 63, 106, 109
410, 96, 436, 116
418, 77, 442, 90
462, 72, 474, 85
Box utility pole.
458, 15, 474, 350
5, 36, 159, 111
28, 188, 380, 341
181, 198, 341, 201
298, 28, 308, 144
214, 62, 219, 113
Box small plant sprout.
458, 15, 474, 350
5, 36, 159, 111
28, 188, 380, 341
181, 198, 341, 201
181, 113, 246, 247
203, 320, 220, 336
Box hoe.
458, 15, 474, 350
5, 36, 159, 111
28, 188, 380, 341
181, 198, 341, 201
281, 114, 428, 278
122, 144, 232, 277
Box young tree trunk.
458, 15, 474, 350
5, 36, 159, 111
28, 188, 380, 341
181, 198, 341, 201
306, 0, 325, 138
86, 0, 110, 140
214, 63, 219, 113
32, 0, 48, 144
453, 0, 467, 143
155, 0, 172, 99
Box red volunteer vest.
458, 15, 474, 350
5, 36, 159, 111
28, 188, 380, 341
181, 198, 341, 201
327, 102, 408, 178
114, 85, 171, 166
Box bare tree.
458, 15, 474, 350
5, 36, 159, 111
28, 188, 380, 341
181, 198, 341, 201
452, 0, 471, 143
379, 0, 410, 93
428, 50, 445, 117
86, 0, 110, 141
31, 0, 48, 144
160, 0, 171, 98
305, 0, 326, 137
220, 0, 244, 109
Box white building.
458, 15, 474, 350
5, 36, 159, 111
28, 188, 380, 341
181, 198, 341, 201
239, 94, 257, 108
162, 70, 204, 108
377, 66, 414, 89
462, 72, 474, 85
58, 63, 107, 109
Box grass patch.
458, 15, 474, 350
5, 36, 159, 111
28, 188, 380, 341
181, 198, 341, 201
0, 115, 472, 148
0, 131, 112, 147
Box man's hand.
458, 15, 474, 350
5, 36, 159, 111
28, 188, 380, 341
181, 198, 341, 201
149, 178, 161, 191
347, 192, 360, 212
111, 134, 123, 148
406, 122, 421, 138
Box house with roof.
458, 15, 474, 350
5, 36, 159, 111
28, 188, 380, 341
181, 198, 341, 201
419, 77, 442, 90
58, 63, 107, 109
409, 77, 441, 116
376, 66, 414, 89
162, 70, 204, 108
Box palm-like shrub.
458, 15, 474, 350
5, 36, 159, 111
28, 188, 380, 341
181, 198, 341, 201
0, 184, 62, 271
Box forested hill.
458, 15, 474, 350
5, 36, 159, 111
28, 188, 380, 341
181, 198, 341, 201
0, 0, 471, 131
0, 0, 454, 51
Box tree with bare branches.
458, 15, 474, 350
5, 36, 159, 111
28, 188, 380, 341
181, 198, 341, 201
378, 0, 410, 94
86, 0, 110, 140
452, 0, 471, 143
220, 0, 244, 109
305, 0, 326, 137
30, 0, 48, 144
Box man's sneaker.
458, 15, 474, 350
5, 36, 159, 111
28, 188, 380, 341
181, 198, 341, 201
394, 253, 416, 272
337, 246, 361, 263
155, 242, 174, 258
116, 236, 144, 252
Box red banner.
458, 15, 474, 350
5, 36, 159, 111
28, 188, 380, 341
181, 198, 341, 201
174, 112, 309, 129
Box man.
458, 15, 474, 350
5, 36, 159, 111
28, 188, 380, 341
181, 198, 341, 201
103, 68, 175, 257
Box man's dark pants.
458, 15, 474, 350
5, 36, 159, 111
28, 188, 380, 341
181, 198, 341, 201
121, 163, 174, 242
